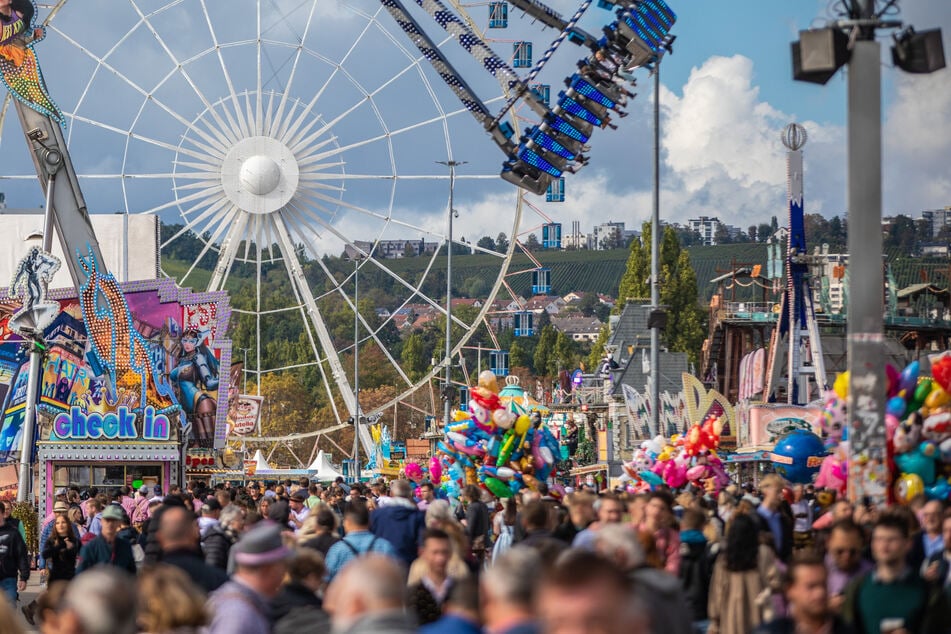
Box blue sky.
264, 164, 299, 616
0, 0, 947, 255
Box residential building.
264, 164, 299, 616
592, 221, 625, 250
344, 239, 438, 260
808, 247, 848, 314
922, 207, 951, 238
688, 216, 721, 246
551, 315, 604, 342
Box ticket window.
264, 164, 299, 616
52, 463, 163, 491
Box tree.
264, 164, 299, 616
509, 340, 528, 370
533, 325, 556, 379
549, 331, 577, 377
525, 233, 541, 250
757, 223, 773, 243
587, 325, 609, 371
884, 214, 917, 252
616, 223, 707, 365
476, 236, 496, 252
400, 333, 429, 380
713, 223, 733, 245
495, 232, 509, 253
577, 293, 599, 317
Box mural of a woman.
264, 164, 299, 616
170, 329, 219, 444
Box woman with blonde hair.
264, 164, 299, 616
137, 565, 209, 634
407, 499, 470, 583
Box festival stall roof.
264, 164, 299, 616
248, 450, 348, 480
252, 450, 272, 472
498, 376, 550, 415
307, 450, 345, 482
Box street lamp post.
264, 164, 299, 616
353, 255, 361, 482
238, 347, 250, 394
437, 160, 466, 429
649, 61, 661, 437
792, 0, 945, 506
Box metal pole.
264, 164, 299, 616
650, 63, 661, 435
17, 172, 56, 503
846, 38, 887, 507
437, 160, 466, 428
353, 257, 361, 482
241, 348, 249, 394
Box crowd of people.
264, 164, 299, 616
1, 473, 951, 633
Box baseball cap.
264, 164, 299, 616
55, 487, 68, 497
101, 505, 125, 522
139, 485, 150, 494
290, 489, 308, 502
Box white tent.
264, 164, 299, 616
252, 449, 272, 472
307, 450, 345, 482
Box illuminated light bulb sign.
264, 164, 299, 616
53, 406, 171, 441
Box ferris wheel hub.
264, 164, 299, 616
240, 155, 282, 195
221, 136, 300, 215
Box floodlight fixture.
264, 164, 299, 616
892, 27, 946, 74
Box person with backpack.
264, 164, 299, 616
325, 498, 398, 580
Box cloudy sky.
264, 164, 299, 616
0, 0, 947, 255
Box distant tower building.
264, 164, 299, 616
688, 216, 721, 245
922, 207, 951, 238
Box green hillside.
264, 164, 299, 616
160, 243, 948, 307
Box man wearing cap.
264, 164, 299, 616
288, 489, 310, 530
131, 485, 152, 526
208, 523, 290, 634
199, 498, 222, 537
76, 504, 137, 575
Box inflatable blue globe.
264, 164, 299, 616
770, 429, 827, 484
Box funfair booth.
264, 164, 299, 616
0, 274, 233, 516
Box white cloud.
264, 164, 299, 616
883, 67, 951, 212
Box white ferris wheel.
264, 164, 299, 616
0, 0, 582, 435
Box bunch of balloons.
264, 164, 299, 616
621, 414, 730, 493
436, 371, 562, 499
826, 352, 951, 504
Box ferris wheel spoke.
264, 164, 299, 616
298, 97, 479, 167
272, 214, 356, 415
269, 0, 319, 137
129, 0, 242, 146
68, 112, 214, 163
172, 193, 234, 240
179, 205, 237, 286
199, 0, 249, 140
208, 211, 251, 291
254, 0, 264, 134
52, 26, 234, 153
174, 159, 223, 174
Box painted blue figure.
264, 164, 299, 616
170, 329, 219, 443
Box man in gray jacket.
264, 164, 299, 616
208, 523, 290, 634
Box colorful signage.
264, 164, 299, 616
0, 272, 232, 456
52, 406, 171, 441
228, 394, 263, 436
